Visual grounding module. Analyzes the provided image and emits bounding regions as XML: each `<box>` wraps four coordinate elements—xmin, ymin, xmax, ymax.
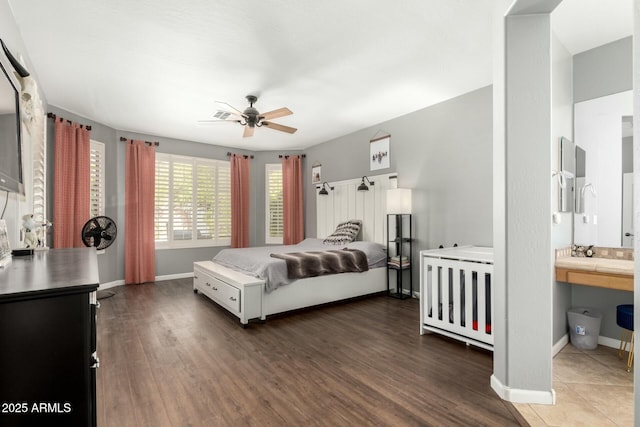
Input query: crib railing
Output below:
<box><xmin>420</xmin><ymin>247</ymin><xmax>494</xmax><ymax>350</ymax></box>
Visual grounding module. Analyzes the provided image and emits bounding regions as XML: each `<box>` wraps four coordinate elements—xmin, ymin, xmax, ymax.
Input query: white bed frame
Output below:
<box><xmin>193</xmin><ymin>173</ymin><xmax>397</xmax><ymax>326</ymax></box>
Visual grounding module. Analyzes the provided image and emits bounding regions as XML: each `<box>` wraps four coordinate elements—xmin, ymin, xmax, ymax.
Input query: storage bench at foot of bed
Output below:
<box><xmin>193</xmin><ymin>261</ymin><xmax>264</xmax><ymax>327</ymax></box>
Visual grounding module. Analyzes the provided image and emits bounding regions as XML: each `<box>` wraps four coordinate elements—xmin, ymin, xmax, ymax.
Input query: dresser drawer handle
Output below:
<box><xmin>205</xmin><ymin>282</ymin><xmax>211</xmax><ymax>287</ymax></box>
<box><xmin>212</xmin><ymin>286</ymin><xmax>218</xmax><ymax>291</ymax></box>
<box><xmin>229</xmin><ymin>296</ymin><xmax>237</xmax><ymax>302</ymax></box>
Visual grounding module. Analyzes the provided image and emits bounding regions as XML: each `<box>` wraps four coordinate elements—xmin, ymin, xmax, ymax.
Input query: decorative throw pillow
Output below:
<box><xmin>323</xmin><ymin>220</ymin><xmax>362</xmax><ymax>245</ymax></box>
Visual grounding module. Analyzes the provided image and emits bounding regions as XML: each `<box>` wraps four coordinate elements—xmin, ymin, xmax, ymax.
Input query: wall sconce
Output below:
<box><xmin>576</xmin><ymin>182</ymin><xmax>596</xmax><ymax>214</ymax></box>
<box><xmin>357</xmin><ymin>176</ymin><xmax>374</xmax><ymax>192</ymax></box>
<box><xmin>318</xmin><ymin>182</ymin><xmax>333</xmax><ymax>196</ymax></box>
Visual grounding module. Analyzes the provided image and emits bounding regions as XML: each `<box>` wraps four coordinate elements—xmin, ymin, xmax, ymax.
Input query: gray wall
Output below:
<box><xmin>305</xmin><ymin>85</ymin><xmax>493</xmax><ymax>250</ymax></box>
<box><xmin>305</xmin><ymin>86</ymin><xmax>493</xmax><ymax>291</ymax></box>
<box><xmin>502</xmin><ymin>10</ymin><xmax>554</xmax><ymax>396</ymax></box>
<box><xmin>573</xmin><ymin>37</ymin><xmax>632</xmax><ymax>104</ymax></box>
<box><xmin>571</xmin><ymin>36</ymin><xmax>633</xmax><ymax>339</ymax></box>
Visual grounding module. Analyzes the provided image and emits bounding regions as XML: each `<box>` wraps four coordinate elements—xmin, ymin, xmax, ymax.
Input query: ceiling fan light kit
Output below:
<box><xmin>200</xmin><ymin>95</ymin><xmax>297</xmax><ymax>138</ymax></box>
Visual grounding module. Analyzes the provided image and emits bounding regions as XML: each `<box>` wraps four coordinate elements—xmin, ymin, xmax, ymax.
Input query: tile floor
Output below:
<box><xmin>513</xmin><ymin>344</ymin><xmax>634</xmax><ymax>426</ymax></box>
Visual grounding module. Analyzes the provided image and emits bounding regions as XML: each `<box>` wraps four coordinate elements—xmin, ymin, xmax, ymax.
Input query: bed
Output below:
<box><xmin>193</xmin><ymin>172</ymin><xmax>397</xmax><ymax>326</ymax></box>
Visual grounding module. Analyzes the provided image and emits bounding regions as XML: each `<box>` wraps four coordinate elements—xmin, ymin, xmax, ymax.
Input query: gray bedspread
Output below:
<box><xmin>212</xmin><ymin>238</ymin><xmax>386</xmax><ymax>292</ymax></box>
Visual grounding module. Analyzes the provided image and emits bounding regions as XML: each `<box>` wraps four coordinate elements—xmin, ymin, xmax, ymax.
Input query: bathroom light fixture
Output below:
<box><xmin>578</xmin><ymin>182</ymin><xmax>597</xmax><ymax>213</ymax></box>
<box><xmin>357</xmin><ymin>176</ymin><xmax>374</xmax><ymax>192</ymax></box>
<box><xmin>318</xmin><ymin>182</ymin><xmax>333</xmax><ymax>196</ymax></box>
<box><xmin>581</xmin><ymin>182</ymin><xmax>597</xmax><ymax>197</ymax></box>
<box><xmin>552</xmin><ymin>170</ymin><xmax>573</xmax><ymax>189</ymax></box>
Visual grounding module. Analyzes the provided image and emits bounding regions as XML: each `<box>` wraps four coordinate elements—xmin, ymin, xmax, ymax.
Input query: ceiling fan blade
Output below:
<box><xmin>262</xmin><ymin>121</ymin><xmax>297</xmax><ymax>134</ymax></box>
<box><xmin>243</xmin><ymin>126</ymin><xmax>255</xmax><ymax>138</ymax></box>
<box><xmin>259</xmin><ymin>107</ymin><xmax>293</xmax><ymax>121</ymax></box>
<box><xmin>215</xmin><ymin>101</ymin><xmax>247</xmax><ymax>118</ymax></box>
<box><xmin>197</xmin><ymin>119</ymin><xmax>242</xmax><ymax>125</ymax></box>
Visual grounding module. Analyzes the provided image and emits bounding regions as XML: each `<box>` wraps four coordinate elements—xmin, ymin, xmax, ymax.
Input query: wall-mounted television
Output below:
<box><xmin>0</xmin><ymin>40</ymin><xmax>23</xmax><ymax>194</ymax></box>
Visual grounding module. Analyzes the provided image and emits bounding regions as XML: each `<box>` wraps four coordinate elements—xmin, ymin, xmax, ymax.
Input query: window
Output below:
<box><xmin>89</xmin><ymin>140</ymin><xmax>105</xmax><ymax>218</ymax></box>
<box><xmin>155</xmin><ymin>153</ymin><xmax>230</xmax><ymax>248</ymax></box>
<box><xmin>265</xmin><ymin>163</ymin><xmax>283</xmax><ymax>244</ymax></box>
<box><xmin>31</xmin><ymin>137</ymin><xmax>105</xmax><ymax>247</ymax></box>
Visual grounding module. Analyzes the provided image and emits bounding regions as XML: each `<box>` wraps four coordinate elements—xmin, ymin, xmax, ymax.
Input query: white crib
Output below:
<box><xmin>419</xmin><ymin>246</ymin><xmax>494</xmax><ymax>350</ymax></box>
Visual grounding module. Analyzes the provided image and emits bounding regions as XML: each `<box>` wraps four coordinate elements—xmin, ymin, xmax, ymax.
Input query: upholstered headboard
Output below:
<box><xmin>316</xmin><ymin>173</ymin><xmax>397</xmax><ymax>245</ymax></box>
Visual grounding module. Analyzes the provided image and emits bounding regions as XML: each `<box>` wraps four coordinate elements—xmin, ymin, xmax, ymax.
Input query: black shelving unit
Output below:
<box><xmin>386</xmin><ymin>213</ymin><xmax>412</xmax><ymax>299</ymax></box>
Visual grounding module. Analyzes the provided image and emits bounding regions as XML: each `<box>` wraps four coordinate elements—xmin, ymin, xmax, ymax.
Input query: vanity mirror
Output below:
<box><xmin>574</xmin><ymin>146</ymin><xmax>586</xmax><ymax>213</ymax></box>
<box><xmin>573</xmin><ymin>90</ymin><xmax>633</xmax><ymax>247</ymax></box>
<box><xmin>558</xmin><ymin>137</ymin><xmax>575</xmax><ymax>213</ymax></box>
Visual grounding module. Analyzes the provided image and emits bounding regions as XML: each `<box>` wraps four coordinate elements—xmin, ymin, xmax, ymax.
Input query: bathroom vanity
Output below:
<box><xmin>555</xmin><ymin>255</ymin><xmax>633</xmax><ymax>292</ymax></box>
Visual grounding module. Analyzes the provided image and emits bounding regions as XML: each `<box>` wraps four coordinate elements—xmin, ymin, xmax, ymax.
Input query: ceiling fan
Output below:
<box><xmin>199</xmin><ymin>95</ymin><xmax>297</xmax><ymax>138</ymax></box>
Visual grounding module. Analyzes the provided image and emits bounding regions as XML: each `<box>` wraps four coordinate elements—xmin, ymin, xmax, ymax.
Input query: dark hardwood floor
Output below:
<box><xmin>96</xmin><ymin>279</ymin><xmax>527</xmax><ymax>426</ymax></box>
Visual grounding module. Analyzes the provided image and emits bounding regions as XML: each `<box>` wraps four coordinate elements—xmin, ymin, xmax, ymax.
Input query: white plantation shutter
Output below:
<box><xmin>265</xmin><ymin>163</ymin><xmax>283</xmax><ymax>244</ymax></box>
<box><xmin>172</xmin><ymin>160</ymin><xmax>193</xmax><ymax>240</ymax></box>
<box><xmin>216</xmin><ymin>162</ymin><xmax>231</xmax><ymax>239</ymax></box>
<box><xmin>32</xmin><ymin>127</ymin><xmax>47</xmax><ymax>225</ymax></box>
<box><xmin>89</xmin><ymin>141</ymin><xmax>105</xmax><ymax>218</ymax></box>
<box><xmin>154</xmin><ymin>158</ymin><xmax>170</xmax><ymax>242</ymax></box>
<box><xmin>155</xmin><ymin>153</ymin><xmax>230</xmax><ymax>247</ymax></box>
<box><xmin>195</xmin><ymin>162</ymin><xmax>216</xmax><ymax>240</ymax></box>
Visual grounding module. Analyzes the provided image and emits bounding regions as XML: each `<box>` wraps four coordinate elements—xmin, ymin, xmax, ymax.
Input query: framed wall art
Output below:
<box><xmin>370</xmin><ymin>133</ymin><xmax>390</xmax><ymax>170</ymax></box>
<box><xmin>311</xmin><ymin>162</ymin><xmax>322</xmax><ymax>184</ymax></box>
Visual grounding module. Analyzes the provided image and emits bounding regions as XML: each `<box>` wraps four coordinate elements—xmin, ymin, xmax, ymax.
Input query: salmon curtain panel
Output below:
<box><xmin>53</xmin><ymin>119</ymin><xmax>91</xmax><ymax>248</ymax></box>
<box><xmin>282</xmin><ymin>155</ymin><xmax>304</xmax><ymax>245</ymax></box>
<box><xmin>230</xmin><ymin>154</ymin><xmax>250</xmax><ymax>248</ymax></box>
<box><xmin>125</xmin><ymin>140</ymin><xmax>156</xmax><ymax>284</ymax></box>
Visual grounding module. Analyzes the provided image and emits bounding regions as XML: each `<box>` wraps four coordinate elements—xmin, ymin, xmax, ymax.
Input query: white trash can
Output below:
<box><xmin>567</xmin><ymin>307</ymin><xmax>602</xmax><ymax>350</ymax></box>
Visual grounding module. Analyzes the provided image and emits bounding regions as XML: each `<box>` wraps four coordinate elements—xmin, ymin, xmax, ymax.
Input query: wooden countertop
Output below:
<box><xmin>555</xmin><ymin>256</ymin><xmax>633</xmax><ymax>292</ymax></box>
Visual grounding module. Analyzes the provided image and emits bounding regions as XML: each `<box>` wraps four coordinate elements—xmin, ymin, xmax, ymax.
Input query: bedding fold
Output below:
<box><xmin>270</xmin><ymin>249</ymin><xmax>369</xmax><ymax>280</ymax></box>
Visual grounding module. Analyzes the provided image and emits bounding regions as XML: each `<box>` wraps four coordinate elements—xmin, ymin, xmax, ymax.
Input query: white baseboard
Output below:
<box><xmin>490</xmin><ymin>375</ymin><xmax>556</xmax><ymax>405</ymax></box>
<box><xmin>597</xmin><ymin>335</ymin><xmax>621</xmax><ymax>349</ymax></box>
<box><xmin>98</xmin><ymin>272</ymin><xmax>193</xmax><ymax>290</ymax></box>
<box><xmin>552</xmin><ymin>334</ymin><xmax>569</xmax><ymax>356</ymax></box>
<box><xmin>155</xmin><ymin>272</ymin><xmax>194</xmax><ymax>282</ymax></box>
<box><xmin>98</xmin><ymin>280</ymin><xmax>124</xmax><ymax>290</ymax></box>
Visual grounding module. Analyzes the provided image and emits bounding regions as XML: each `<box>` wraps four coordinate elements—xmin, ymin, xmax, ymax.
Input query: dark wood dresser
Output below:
<box><xmin>0</xmin><ymin>248</ymin><xmax>100</xmax><ymax>427</ymax></box>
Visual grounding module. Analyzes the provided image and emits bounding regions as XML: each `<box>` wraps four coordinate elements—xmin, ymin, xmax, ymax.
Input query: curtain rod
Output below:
<box><xmin>226</xmin><ymin>152</ymin><xmax>254</xmax><ymax>159</ymax></box>
<box><xmin>278</xmin><ymin>154</ymin><xmax>306</xmax><ymax>159</ymax></box>
<box><xmin>47</xmin><ymin>112</ymin><xmax>92</xmax><ymax>131</ymax></box>
<box><xmin>119</xmin><ymin>136</ymin><xmax>159</xmax><ymax>146</ymax></box>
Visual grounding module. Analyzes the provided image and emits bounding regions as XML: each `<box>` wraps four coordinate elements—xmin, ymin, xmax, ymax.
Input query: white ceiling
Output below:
<box><xmin>7</xmin><ymin>0</ymin><xmax>633</xmax><ymax>151</ymax></box>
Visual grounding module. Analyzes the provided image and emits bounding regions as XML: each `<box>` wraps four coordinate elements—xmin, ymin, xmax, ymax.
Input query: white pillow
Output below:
<box><xmin>323</xmin><ymin>220</ymin><xmax>362</xmax><ymax>245</ymax></box>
